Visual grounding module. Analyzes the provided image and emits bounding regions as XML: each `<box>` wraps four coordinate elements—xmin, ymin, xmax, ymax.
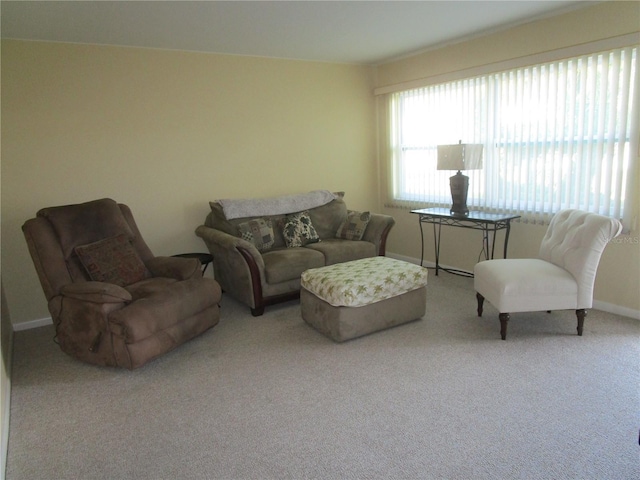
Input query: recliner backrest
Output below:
<box><xmin>538</xmin><ymin>209</ymin><xmax>622</xmax><ymax>308</ymax></box>
<box><xmin>23</xmin><ymin>198</ymin><xmax>155</xmax><ymax>301</ymax></box>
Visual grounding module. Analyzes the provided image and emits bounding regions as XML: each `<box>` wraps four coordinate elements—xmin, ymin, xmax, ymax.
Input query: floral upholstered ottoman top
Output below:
<box><xmin>301</xmin><ymin>256</ymin><xmax>428</xmax><ymax>308</ymax></box>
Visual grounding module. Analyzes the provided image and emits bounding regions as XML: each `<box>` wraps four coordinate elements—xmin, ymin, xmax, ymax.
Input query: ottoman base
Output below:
<box><xmin>301</xmin><ymin>286</ymin><xmax>427</xmax><ymax>342</ymax></box>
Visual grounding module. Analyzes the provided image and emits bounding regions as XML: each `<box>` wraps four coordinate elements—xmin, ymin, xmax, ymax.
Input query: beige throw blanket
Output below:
<box><xmin>218</xmin><ymin>190</ymin><xmax>337</xmax><ymax>220</ymax></box>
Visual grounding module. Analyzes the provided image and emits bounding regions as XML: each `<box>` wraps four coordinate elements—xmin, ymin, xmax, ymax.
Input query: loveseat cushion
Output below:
<box><xmin>307</xmin><ymin>195</ymin><xmax>348</xmax><ymax>239</ymax></box>
<box><xmin>207</xmin><ymin>201</ymin><xmax>237</xmax><ymax>236</ymax></box>
<box><xmin>208</xmin><ymin>193</ymin><xmax>349</xmax><ymax>247</ymax></box>
<box><xmin>262</xmin><ymin>248</ymin><xmax>325</xmax><ymax>284</ymax></box>
<box><xmin>305</xmin><ymin>238</ymin><xmax>376</xmax><ymax>265</ymax></box>
<box><xmin>207</xmin><ymin>202</ymin><xmax>288</xmax><ymax>249</ymax></box>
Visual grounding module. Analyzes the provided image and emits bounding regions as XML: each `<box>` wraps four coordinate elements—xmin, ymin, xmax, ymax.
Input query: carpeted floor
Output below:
<box><xmin>6</xmin><ymin>273</ymin><xmax>640</xmax><ymax>479</ymax></box>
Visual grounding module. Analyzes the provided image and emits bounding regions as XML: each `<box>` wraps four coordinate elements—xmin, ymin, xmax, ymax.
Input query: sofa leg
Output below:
<box><xmin>476</xmin><ymin>292</ymin><xmax>484</xmax><ymax>317</ymax></box>
<box><xmin>251</xmin><ymin>306</ymin><xmax>265</xmax><ymax>317</ymax></box>
<box><xmin>499</xmin><ymin>313</ymin><xmax>510</xmax><ymax>340</ymax></box>
<box><xmin>576</xmin><ymin>309</ymin><xmax>586</xmax><ymax>336</ymax></box>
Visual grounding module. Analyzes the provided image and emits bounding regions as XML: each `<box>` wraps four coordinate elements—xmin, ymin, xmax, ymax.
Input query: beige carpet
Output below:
<box><xmin>6</xmin><ymin>273</ymin><xmax>640</xmax><ymax>479</ymax></box>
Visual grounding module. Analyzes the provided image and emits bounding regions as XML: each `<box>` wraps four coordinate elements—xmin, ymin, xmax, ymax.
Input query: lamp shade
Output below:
<box><xmin>437</xmin><ymin>143</ymin><xmax>483</xmax><ymax>171</ymax></box>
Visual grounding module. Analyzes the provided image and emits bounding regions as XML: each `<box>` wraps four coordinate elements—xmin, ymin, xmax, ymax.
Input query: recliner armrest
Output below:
<box><xmin>146</xmin><ymin>256</ymin><xmax>201</xmax><ymax>280</ymax></box>
<box><xmin>61</xmin><ymin>281</ymin><xmax>132</xmax><ymax>304</ymax></box>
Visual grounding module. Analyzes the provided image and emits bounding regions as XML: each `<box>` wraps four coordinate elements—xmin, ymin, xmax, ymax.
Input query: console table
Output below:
<box><xmin>411</xmin><ymin>207</ymin><xmax>520</xmax><ymax>276</ymax></box>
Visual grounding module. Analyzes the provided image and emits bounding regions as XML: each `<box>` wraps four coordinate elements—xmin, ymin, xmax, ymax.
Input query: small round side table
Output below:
<box><xmin>172</xmin><ymin>252</ymin><xmax>213</xmax><ymax>275</ymax></box>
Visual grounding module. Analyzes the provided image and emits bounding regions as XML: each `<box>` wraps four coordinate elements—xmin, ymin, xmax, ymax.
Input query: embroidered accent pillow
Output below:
<box><xmin>75</xmin><ymin>234</ymin><xmax>149</xmax><ymax>287</ymax></box>
<box><xmin>237</xmin><ymin>218</ymin><xmax>275</xmax><ymax>252</ymax></box>
<box><xmin>282</xmin><ymin>211</ymin><xmax>321</xmax><ymax>248</ymax></box>
<box><xmin>336</xmin><ymin>211</ymin><xmax>371</xmax><ymax>241</ymax></box>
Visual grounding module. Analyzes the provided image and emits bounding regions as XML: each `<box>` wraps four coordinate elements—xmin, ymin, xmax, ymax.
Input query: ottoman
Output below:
<box><xmin>300</xmin><ymin>256</ymin><xmax>428</xmax><ymax>342</ymax></box>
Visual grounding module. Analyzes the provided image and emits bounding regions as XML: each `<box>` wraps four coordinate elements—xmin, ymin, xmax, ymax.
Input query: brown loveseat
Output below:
<box><xmin>195</xmin><ymin>191</ymin><xmax>395</xmax><ymax>316</ymax></box>
<box><xmin>23</xmin><ymin>198</ymin><xmax>222</xmax><ymax>369</ymax></box>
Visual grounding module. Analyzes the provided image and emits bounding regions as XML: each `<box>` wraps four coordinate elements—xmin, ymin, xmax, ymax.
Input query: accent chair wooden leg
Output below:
<box><xmin>251</xmin><ymin>306</ymin><xmax>265</xmax><ymax>317</ymax></box>
<box><xmin>576</xmin><ymin>309</ymin><xmax>586</xmax><ymax>336</ymax></box>
<box><xmin>476</xmin><ymin>293</ymin><xmax>484</xmax><ymax>317</ymax></box>
<box><xmin>499</xmin><ymin>313</ymin><xmax>510</xmax><ymax>340</ymax></box>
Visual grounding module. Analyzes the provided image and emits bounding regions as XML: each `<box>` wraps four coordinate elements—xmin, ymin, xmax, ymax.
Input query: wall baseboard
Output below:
<box><xmin>12</xmin><ymin>317</ymin><xmax>52</xmax><ymax>332</ymax></box>
<box><xmin>9</xmin><ymin>268</ymin><xmax>639</xmax><ymax>331</ymax></box>
<box><xmin>387</xmin><ymin>252</ymin><xmax>471</xmax><ymax>274</ymax></box>
<box><xmin>592</xmin><ymin>300</ymin><xmax>640</xmax><ymax>320</ymax></box>
<box><xmin>387</xmin><ymin>252</ymin><xmax>640</xmax><ymax>320</ymax></box>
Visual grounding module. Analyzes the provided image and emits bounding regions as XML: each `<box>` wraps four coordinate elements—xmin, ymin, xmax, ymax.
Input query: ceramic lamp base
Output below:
<box><xmin>449</xmin><ymin>171</ymin><xmax>469</xmax><ymax>215</ymax></box>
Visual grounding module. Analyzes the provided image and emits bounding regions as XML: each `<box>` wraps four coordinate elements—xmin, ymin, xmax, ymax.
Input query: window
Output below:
<box><xmin>388</xmin><ymin>46</ymin><xmax>638</xmax><ymax>227</ymax></box>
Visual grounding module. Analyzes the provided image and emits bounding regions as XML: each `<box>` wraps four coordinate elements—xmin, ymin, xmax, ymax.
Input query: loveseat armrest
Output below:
<box><xmin>362</xmin><ymin>213</ymin><xmax>396</xmax><ymax>256</ymax></box>
<box><xmin>195</xmin><ymin>225</ymin><xmax>264</xmax><ymax>264</ymax></box>
<box><xmin>146</xmin><ymin>256</ymin><xmax>201</xmax><ymax>280</ymax></box>
<box><xmin>61</xmin><ymin>281</ymin><xmax>132</xmax><ymax>304</ymax></box>
<box><xmin>195</xmin><ymin>225</ymin><xmax>266</xmax><ymax>308</ymax></box>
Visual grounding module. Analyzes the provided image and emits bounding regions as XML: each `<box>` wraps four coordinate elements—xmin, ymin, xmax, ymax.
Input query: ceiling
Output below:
<box><xmin>1</xmin><ymin>1</ymin><xmax>594</xmax><ymax>65</ymax></box>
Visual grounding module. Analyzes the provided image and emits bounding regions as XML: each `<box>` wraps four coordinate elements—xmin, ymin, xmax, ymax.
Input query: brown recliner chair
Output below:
<box><xmin>22</xmin><ymin>198</ymin><xmax>222</xmax><ymax>369</ymax></box>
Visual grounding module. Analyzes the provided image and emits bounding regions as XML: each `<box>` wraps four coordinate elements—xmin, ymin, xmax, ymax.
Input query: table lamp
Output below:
<box><xmin>437</xmin><ymin>141</ymin><xmax>483</xmax><ymax>215</ymax></box>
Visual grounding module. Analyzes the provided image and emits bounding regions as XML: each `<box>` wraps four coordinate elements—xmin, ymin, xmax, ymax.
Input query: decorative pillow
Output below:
<box><xmin>74</xmin><ymin>234</ymin><xmax>149</xmax><ymax>287</ymax></box>
<box><xmin>336</xmin><ymin>211</ymin><xmax>371</xmax><ymax>241</ymax></box>
<box><xmin>282</xmin><ymin>211</ymin><xmax>321</xmax><ymax>248</ymax></box>
<box><xmin>237</xmin><ymin>218</ymin><xmax>275</xmax><ymax>252</ymax></box>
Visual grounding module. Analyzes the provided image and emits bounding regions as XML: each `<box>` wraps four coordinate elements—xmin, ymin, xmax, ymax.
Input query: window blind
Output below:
<box><xmin>388</xmin><ymin>45</ymin><xmax>638</xmax><ymax>228</ymax></box>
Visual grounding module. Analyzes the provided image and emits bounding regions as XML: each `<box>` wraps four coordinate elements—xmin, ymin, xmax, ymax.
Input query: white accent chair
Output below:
<box><xmin>474</xmin><ymin>210</ymin><xmax>622</xmax><ymax>340</ymax></box>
